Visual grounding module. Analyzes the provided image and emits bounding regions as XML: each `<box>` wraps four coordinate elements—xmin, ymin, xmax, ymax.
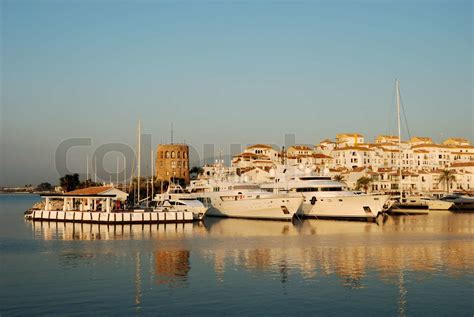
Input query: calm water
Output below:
<box><xmin>1</xmin><ymin>194</ymin><xmax>473</xmax><ymax>316</ymax></box>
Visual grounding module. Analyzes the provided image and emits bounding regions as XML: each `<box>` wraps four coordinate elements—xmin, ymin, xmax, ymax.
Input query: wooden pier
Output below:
<box><xmin>24</xmin><ymin>187</ymin><xmax>194</xmax><ymax>224</ymax></box>
<box><xmin>25</xmin><ymin>209</ymin><xmax>194</xmax><ymax>224</ymax></box>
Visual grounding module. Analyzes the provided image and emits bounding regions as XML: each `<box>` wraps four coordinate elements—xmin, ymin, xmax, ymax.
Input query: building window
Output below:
<box><xmin>171</xmin><ymin>151</ymin><xmax>175</xmax><ymax>158</ymax></box>
<box><xmin>165</xmin><ymin>151</ymin><xmax>170</xmax><ymax>158</ymax></box>
<box><xmin>177</xmin><ymin>152</ymin><xmax>181</xmax><ymax>159</ymax></box>
<box><xmin>171</xmin><ymin>161</ymin><xmax>176</xmax><ymax>168</ymax></box>
<box><xmin>160</xmin><ymin>151</ymin><xmax>163</xmax><ymax>159</ymax></box>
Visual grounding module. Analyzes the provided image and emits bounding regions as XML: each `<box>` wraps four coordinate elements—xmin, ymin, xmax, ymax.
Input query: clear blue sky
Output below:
<box><xmin>1</xmin><ymin>0</ymin><xmax>472</xmax><ymax>186</ymax></box>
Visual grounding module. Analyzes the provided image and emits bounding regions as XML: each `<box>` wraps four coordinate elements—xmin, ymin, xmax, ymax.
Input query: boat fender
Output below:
<box><xmin>310</xmin><ymin>196</ymin><xmax>317</xmax><ymax>205</ymax></box>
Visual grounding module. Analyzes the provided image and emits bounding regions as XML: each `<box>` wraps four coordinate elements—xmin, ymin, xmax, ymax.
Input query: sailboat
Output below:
<box><xmin>388</xmin><ymin>80</ymin><xmax>429</xmax><ymax>215</ymax></box>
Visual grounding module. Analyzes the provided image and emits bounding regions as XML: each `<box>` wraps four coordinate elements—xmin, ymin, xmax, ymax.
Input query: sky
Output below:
<box><xmin>1</xmin><ymin>0</ymin><xmax>473</xmax><ymax>186</ymax></box>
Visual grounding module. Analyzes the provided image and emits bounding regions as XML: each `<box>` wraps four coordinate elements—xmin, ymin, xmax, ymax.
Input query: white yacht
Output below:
<box><xmin>153</xmin><ymin>184</ymin><xmax>208</xmax><ymax>220</ymax></box>
<box><xmin>260</xmin><ymin>165</ymin><xmax>390</xmax><ymax>221</ymax></box>
<box><xmin>187</xmin><ymin>179</ymin><xmax>303</xmax><ymax>221</ymax></box>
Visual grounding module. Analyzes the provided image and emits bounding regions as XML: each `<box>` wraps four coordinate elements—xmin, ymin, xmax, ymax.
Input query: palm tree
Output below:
<box><xmin>438</xmin><ymin>169</ymin><xmax>456</xmax><ymax>194</ymax></box>
<box><xmin>189</xmin><ymin>166</ymin><xmax>204</xmax><ymax>179</ymax></box>
<box><xmin>59</xmin><ymin>173</ymin><xmax>80</xmax><ymax>192</ymax></box>
<box><xmin>355</xmin><ymin>176</ymin><xmax>373</xmax><ymax>193</ymax></box>
<box><xmin>333</xmin><ymin>174</ymin><xmax>346</xmax><ymax>184</ymax></box>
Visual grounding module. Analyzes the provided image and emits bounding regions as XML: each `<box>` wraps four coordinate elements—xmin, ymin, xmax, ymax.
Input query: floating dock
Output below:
<box><xmin>24</xmin><ymin>189</ymin><xmax>194</xmax><ymax>224</ymax></box>
<box><xmin>25</xmin><ymin>210</ymin><xmax>194</xmax><ymax>224</ymax></box>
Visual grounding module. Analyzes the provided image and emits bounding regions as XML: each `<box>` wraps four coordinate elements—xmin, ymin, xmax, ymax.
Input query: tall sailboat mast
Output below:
<box><xmin>150</xmin><ymin>149</ymin><xmax>154</xmax><ymax>201</ymax></box>
<box><xmin>137</xmin><ymin>120</ymin><xmax>141</xmax><ymax>204</ymax></box>
<box><xmin>396</xmin><ymin>80</ymin><xmax>402</xmax><ymax>200</ymax></box>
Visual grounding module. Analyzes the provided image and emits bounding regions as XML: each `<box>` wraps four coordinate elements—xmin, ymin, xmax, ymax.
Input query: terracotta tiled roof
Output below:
<box><xmin>411</xmin><ymin>144</ymin><xmax>449</xmax><ymax>149</ymax></box>
<box><xmin>443</xmin><ymin>137</ymin><xmax>469</xmax><ymax>144</ymax></box>
<box><xmin>450</xmin><ymin>145</ymin><xmax>474</xmax><ymax>149</ymax></box>
<box><xmin>312</xmin><ymin>153</ymin><xmax>333</xmax><ymax>159</ymax></box>
<box><xmin>288</xmin><ymin>145</ymin><xmax>312</xmax><ymax>151</ymax></box>
<box><xmin>336</xmin><ymin>133</ymin><xmax>364</xmax><ymax>138</ymax></box>
<box><xmin>377</xmin><ymin>168</ymin><xmax>394</xmax><ymax>173</ymax></box>
<box><xmin>237</xmin><ymin>153</ymin><xmax>270</xmax><ymax>159</ymax></box>
<box><xmin>333</xmin><ymin>146</ymin><xmax>373</xmax><ymax>152</ymax></box>
<box><xmin>410</xmin><ymin>136</ymin><xmax>433</xmax><ymax>142</ymax></box>
<box><xmin>376</xmin><ymin>135</ymin><xmax>399</xmax><ymax>139</ymax></box>
<box><xmin>451</xmin><ymin>152</ymin><xmax>474</xmax><ymax>155</ymax></box>
<box><xmin>67</xmin><ymin>186</ymin><xmax>113</xmax><ymax>195</ymax></box>
<box><xmin>246</xmin><ymin>144</ymin><xmax>274</xmax><ymax>150</ymax></box>
<box><xmin>451</xmin><ymin>162</ymin><xmax>474</xmax><ymax>167</ymax></box>
<box><xmin>319</xmin><ymin>139</ymin><xmax>334</xmax><ymax>144</ymax></box>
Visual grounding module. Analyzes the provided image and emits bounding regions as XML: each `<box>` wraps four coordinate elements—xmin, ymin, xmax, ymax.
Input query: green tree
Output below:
<box><xmin>438</xmin><ymin>169</ymin><xmax>456</xmax><ymax>194</ymax></box>
<box><xmin>189</xmin><ymin>166</ymin><xmax>204</xmax><ymax>177</ymax></box>
<box><xmin>355</xmin><ymin>177</ymin><xmax>373</xmax><ymax>193</ymax></box>
<box><xmin>80</xmin><ymin>179</ymin><xmax>102</xmax><ymax>188</ymax></box>
<box><xmin>60</xmin><ymin>173</ymin><xmax>81</xmax><ymax>192</ymax></box>
<box><xmin>36</xmin><ymin>182</ymin><xmax>53</xmax><ymax>192</ymax></box>
<box><xmin>333</xmin><ymin>174</ymin><xmax>346</xmax><ymax>184</ymax></box>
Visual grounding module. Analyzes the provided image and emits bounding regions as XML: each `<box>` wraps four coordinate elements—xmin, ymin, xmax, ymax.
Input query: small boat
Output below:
<box><xmin>153</xmin><ymin>184</ymin><xmax>208</xmax><ymax>220</ymax></box>
<box><xmin>388</xmin><ymin>196</ymin><xmax>429</xmax><ymax>215</ymax></box>
<box><xmin>439</xmin><ymin>194</ymin><xmax>474</xmax><ymax>211</ymax></box>
<box><xmin>420</xmin><ymin>197</ymin><xmax>453</xmax><ymax>210</ymax></box>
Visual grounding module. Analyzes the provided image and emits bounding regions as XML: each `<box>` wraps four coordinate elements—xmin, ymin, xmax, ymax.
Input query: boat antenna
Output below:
<box><xmin>124</xmin><ymin>156</ymin><xmax>127</xmax><ymax>192</ymax></box>
<box><xmin>86</xmin><ymin>155</ymin><xmax>89</xmax><ymax>182</ymax></box>
<box><xmin>171</xmin><ymin>122</ymin><xmax>174</xmax><ymax>144</ymax></box>
<box><xmin>116</xmin><ymin>156</ymin><xmax>119</xmax><ymax>187</ymax></box>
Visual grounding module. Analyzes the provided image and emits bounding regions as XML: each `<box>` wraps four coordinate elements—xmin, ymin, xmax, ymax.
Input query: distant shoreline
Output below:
<box><xmin>0</xmin><ymin>191</ymin><xmax>42</xmax><ymax>195</ymax></box>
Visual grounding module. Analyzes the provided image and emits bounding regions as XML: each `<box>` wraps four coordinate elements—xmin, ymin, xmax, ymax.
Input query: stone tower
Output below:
<box><xmin>155</xmin><ymin>144</ymin><xmax>190</xmax><ymax>184</ymax></box>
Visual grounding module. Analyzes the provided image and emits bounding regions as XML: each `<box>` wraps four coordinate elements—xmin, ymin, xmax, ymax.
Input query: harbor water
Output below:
<box><xmin>1</xmin><ymin>194</ymin><xmax>473</xmax><ymax>316</ymax></box>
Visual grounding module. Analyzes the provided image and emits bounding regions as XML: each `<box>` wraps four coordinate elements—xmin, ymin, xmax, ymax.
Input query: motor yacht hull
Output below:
<box><xmin>427</xmin><ymin>200</ymin><xmax>453</xmax><ymax>210</ymax></box>
<box><xmin>298</xmin><ymin>194</ymin><xmax>390</xmax><ymax>221</ymax></box>
<box><xmin>388</xmin><ymin>205</ymin><xmax>430</xmax><ymax>215</ymax></box>
<box><xmin>205</xmin><ymin>195</ymin><xmax>303</xmax><ymax>221</ymax></box>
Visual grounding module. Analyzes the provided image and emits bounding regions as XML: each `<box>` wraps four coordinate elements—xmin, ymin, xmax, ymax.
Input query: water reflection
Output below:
<box><xmin>198</xmin><ymin>215</ymin><xmax>474</xmax><ymax>290</ymax></box>
<box><xmin>154</xmin><ymin>250</ymin><xmax>190</xmax><ymax>287</ymax></box>
<box><xmin>27</xmin><ymin>213</ymin><xmax>473</xmax><ymax>302</ymax></box>
<box><xmin>30</xmin><ymin>221</ymin><xmax>199</xmax><ymax>241</ymax></box>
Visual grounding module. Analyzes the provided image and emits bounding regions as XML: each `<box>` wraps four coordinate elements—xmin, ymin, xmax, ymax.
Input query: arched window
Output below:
<box><xmin>160</xmin><ymin>151</ymin><xmax>164</xmax><ymax>159</ymax></box>
<box><xmin>171</xmin><ymin>151</ymin><xmax>175</xmax><ymax>158</ymax></box>
<box><xmin>184</xmin><ymin>152</ymin><xmax>187</xmax><ymax>159</ymax></box>
<box><xmin>177</xmin><ymin>152</ymin><xmax>181</xmax><ymax>159</ymax></box>
<box><xmin>165</xmin><ymin>151</ymin><xmax>170</xmax><ymax>158</ymax></box>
